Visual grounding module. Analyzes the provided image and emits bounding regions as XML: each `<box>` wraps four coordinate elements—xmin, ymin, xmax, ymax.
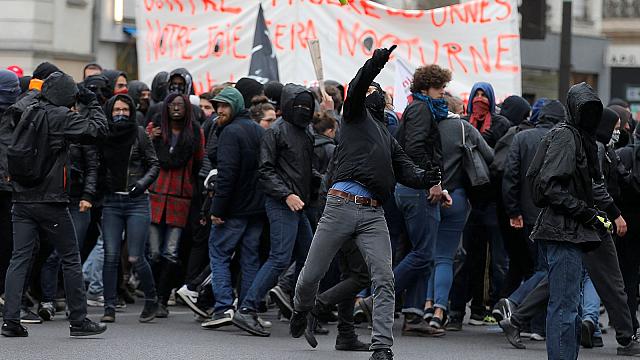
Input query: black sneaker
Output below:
<box><xmin>370</xmin><ymin>348</ymin><xmax>393</xmax><ymax>360</ymax></box>
<box><xmin>446</xmin><ymin>314</ymin><xmax>463</xmax><ymax>331</ymax></box>
<box><xmin>290</xmin><ymin>310</ymin><xmax>308</xmax><ymax>338</ymax></box>
<box><xmin>581</xmin><ymin>320</ymin><xmax>595</xmax><ymax>348</ymax></box>
<box><xmin>268</xmin><ymin>286</ymin><xmax>293</xmax><ymax>320</ymax></box>
<box><xmin>101</xmin><ymin>308</ymin><xmax>116</xmax><ymax>323</ymax></box>
<box><xmin>304</xmin><ymin>313</ymin><xmax>318</xmax><ymax>348</ymax></box>
<box><xmin>499</xmin><ymin>318</ymin><xmax>525</xmax><ymax>349</ymax></box>
<box><xmin>468</xmin><ymin>312</ymin><xmax>485</xmax><ymax>326</ymax></box>
<box><xmin>156</xmin><ymin>304</ymin><xmax>169</xmax><ymax>318</ymax></box>
<box><xmin>335</xmin><ymin>335</ymin><xmax>371</xmax><ymax>351</ymax></box>
<box><xmin>20</xmin><ymin>309</ymin><xmax>43</xmax><ymax>324</ymax></box>
<box><xmin>1</xmin><ymin>321</ymin><xmax>28</xmax><ymax>337</ymax></box>
<box><xmin>139</xmin><ymin>302</ymin><xmax>158</xmax><ymax>323</ymax></box>
<box><xmin>202</xmin><ymin>309</ymin><xmax>234</xmax><ymax>329</ymax></box>
<box><xmin>69</xmin><ymin>318</ymin><xmax>107</xmax><ymax>337</ymax></box>
<box><xmin>232</xmin><ymin>309</ymin><xmax>270</xmax><ymax>337</ymax></box>
<box><xmin>492</xmin><ymin>298</ymin><xmax>515</xmax><ymax>322</ymax></box>
<box><xmin>618</xmin><ymin>336</ymin><xmax>640</xmax><ymax>356</ymax></box>
<box><xmin>38</xmin><ymin>302</ymin><xmax>56</xmax><ymax>321</ymax></box>
<box><xmin>356</xmin><ymin>297</ymin><xmax>373</xmax><ymax>324</ymax></box>
<box><xmin>592</xmin><ymin>336</ymin><xmax>603</xmax><ymax>348</ymax></box>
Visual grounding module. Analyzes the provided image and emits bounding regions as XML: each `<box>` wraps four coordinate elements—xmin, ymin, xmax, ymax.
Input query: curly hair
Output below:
<box><xmin>410</xmin><ymin>64</ymin><xmax>452</xmax><ymax>93</ymax></box>
<box><xmin>249</xmin><ymin>95</ymin><xmax>276</xmax><ymax>122</ymax></box>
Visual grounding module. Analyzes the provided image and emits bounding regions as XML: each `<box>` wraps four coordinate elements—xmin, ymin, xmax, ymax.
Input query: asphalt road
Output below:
<box><xmin>1</xmin><ymin>303</ymin><xmax>621</xmax><ymax>360</ymax></box>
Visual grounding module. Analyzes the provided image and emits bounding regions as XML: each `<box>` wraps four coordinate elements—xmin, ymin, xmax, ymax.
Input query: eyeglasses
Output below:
<box><xmin>112</xmin><ymin>108</ymin><xmax>130</xmax><ymax>115</ymax></box>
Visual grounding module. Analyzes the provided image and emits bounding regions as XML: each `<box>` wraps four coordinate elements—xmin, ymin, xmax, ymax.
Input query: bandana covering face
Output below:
<box><xmin>469</xmin><ymin>97</ymin><xmax>492</xmax><ymax>133</ymax></box>
<box><xmin>412</xmin><ymin>92</ymin><xmax>448</xmax><ymax>122</ymax></box>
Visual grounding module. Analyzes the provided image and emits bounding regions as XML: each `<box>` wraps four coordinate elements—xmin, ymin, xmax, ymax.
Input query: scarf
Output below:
<box><xmin>154</xmin><ymin>122</ymin><xmax>200</xmax><ymax>169</ymax></box>
<box><xmin>469</xmin><ymin>97</ymin><xmax>492</xmax><ymax>133</ymax></box>
<box><xmin>412</xmin><ymin>92</ymin><xmax>448</xmax><ymax>122</ymax></box>
<box><xmin>102</xmin><ymin>119</ymin><xmax>139</xmax><ymax>191</ymax></box>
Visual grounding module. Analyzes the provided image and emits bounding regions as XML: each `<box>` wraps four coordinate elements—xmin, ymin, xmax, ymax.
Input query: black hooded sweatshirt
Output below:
<box><xmin>593</xmin><ymin>108</ymin><xmax>625</xmax><ymax>216</ymax></box>
<box><xmin>331</xmin><ymin>52</ymin><xmax>439</xmax><ymax>203</ymax></box>
<box><xmin>259</xmin><ymin>84</ymin><xmax>317</xmax><ymax>204</ymax></box>
<box><xmin>12</xmin><ymin>72</ymin><xmax>108</xmax><ymax>203</ymax></box>
<box><xmin>145</xmin><ymin>68</ymin><xmax>205</xmax><ymax>126</ymax></box>
<box><xmin>528</xmin><ymin>83</ymin><xmax>603</xmax><ymax>246</ymax></box>
<box><xmin>128</xmin><ymin>80</ymin><xmax>150</xmax><ymax>125</ymax></box>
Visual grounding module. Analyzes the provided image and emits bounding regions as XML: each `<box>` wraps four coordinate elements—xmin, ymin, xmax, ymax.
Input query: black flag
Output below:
<box><xmin>248</xmin><ymin>4</ymin><xmax>279</xmax><ymax>83</ymax></box>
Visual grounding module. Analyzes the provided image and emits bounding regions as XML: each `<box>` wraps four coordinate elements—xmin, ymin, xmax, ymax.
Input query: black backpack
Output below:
<box><xmin>7</xmin><ymin>103</ymin><xmax>56</xmax><ymax>186</ymax></box>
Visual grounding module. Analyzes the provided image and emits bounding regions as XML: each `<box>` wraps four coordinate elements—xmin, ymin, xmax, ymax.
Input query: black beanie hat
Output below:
<box><xmin>33</xmin><ymin>62</ymin><xmax>61</xmax><ymax>80</ymax></box>
<box><xmin>235</xmin><ymin>77</ymin><xmax>264</xmax><ymax>109</ymax></box>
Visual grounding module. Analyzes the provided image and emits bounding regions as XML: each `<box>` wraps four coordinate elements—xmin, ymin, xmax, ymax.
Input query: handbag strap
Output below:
<box><xmin>460</xmin><ymin>121</ymin><xmax>465</xmax><ymax>146</ymax></box>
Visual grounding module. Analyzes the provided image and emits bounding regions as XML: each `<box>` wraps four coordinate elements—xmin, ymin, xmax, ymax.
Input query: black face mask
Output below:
<box><xmin>365</xmin><ymin>90</ymin><xmax>386</xmax><ymax>123</ymax></box>
<box><xmin>290</xmin><ymin>93</ymin><xmax>314</xmax><ymax>128</ymax></box>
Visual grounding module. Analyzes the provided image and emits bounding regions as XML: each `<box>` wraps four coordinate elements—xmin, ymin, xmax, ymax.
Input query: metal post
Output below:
<box><xmin>559</xmin><ymin>0</ymin><xmax>572</xmax><ymax>104</ymax></box>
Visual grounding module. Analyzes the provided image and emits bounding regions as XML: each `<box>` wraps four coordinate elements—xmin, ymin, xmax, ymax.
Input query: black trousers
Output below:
<box><xmin>616</xmin><ymin>211</ymin><xmax>640</xmax><ymax>333</ymax></box>
<box><xmin>0</xmin><ymin>191</ymin><xmax>12</xmax><ymax>295</ymax></box>
<box><xmin>512</xmin><ymin>233</ymin><xmax>634</xmax><ymax>345</ymax></box>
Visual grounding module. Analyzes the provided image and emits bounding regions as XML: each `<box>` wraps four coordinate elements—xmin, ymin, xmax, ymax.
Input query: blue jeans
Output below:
<box><xmin>581</xmin><ymin>270</ymin><xmax>602</xmax><ymax>338</ymax></box>
<box><xmin>83</xmin><ymin>234</ymin><xmax>104</xmax><ymax>296</ymax></box>
<box><xmin>241</xmin><ymin>196</ymin><xmax>313</xmax><ymax>311</ymax></box>
<box><xmin>149</xmin><ymin>222</ymin><xmax>182</xmax><ymax>263</ymax></box>
<box><xmin>40</xmin><ymin>206</ymin><xmax>92</xmax><ymax>302</ymax></box>
<box><xmin>509</xmin><ymin>238</ymin><xmax>547</xmax><ymax>306</ymax></box>
<box><xmin>426</xmin><ymin>188</ymin><xmax>470</xmax><ymax>310</ymax></box>
<box><xmin>102</xmin><ymin>194</ymin><xmax>157</xmax><ymax>309</ymax></box>
<box><xmin>393</xmin><ymin>184</ymin><xmax>439</xmax><ymax>315</ymax></box>
<box><xmin>544</xmin><ymin>240</ymin><xmax>583</xmax><ymax>360</ymax></box>
<box><xmin>209</xmin><ymin>216</ymin><xmax>263</xmax><ymax>314</ymax></box>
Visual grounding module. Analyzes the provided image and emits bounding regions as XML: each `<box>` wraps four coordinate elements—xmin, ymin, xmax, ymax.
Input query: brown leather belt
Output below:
<box><xmin>327</xmin><ymin>189</ymin><xmax>381</xmax><ymax>207</ymax></box>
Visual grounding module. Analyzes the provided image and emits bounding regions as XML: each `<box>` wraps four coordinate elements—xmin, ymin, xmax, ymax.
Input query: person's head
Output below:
<box><xmin>365</xmin><ymin>82</ymin><xmax>386</xmax><ymax>123</ymax></box>
<box><xmin>151</xmin><ymin>71</ymin><xmax>170</xmax><ymax>103</ymax></box>
<box><xmin>467</xmin><ymin>82</ymin><xmax>496</xmax><ymax>115</ymax></box>
<box><xmin>608</xmin><ymin>98</ymin><xmax>630</xmax><ymax>111</ymax></box>
<box><xmin>18</xmin><ymin>76</ymin><xmax>31</xmax><ymax>94</ymax></box>
<box><xmin>160</xmin><ymin>93</ymin><xmax>193</xmax><ymax>144</ymax></box>
<box><xmin>411</xmin><ymin>64</ymin><xmax>452</xmax><ymax>99</ymax></box>
<box><xmin>168</xmin><ymin>68</ymin><xmax>193</xmax><ymax>95</ymax></box>
<box><xmin>103</xmin><ymin>70</ymin><xmax>128</xmax><ymax>97</ymax></box>
<box><xmin>211</xmin><ymin>87</ymin><xmax>245</xmax><ymax>127</ymax></box>
<box><xmin>82</xmin><ymin>74</ymin><xmax>110</xmax><ymax>105</ymax></box>
<box><xmin>596</xmin><ymin>107</ymin><xmax>621</xmax><ymax>145</ymax></box>
<box><xmin>444</xmin><ymin>95</ymin><xmax>464</xmax><ymax>115</ymax></box>
<box><xmin>199</xmin><ymin>92</ymin><xmax>215</xmax><ymax>119</ymax></box>
<box><xmin>249</xmin><ymin>95</ymin><xmax>277</xmax><ymax>129</ymax></box>
<box><xmin>127</xmin><ymin>80</ymin><xmax>151</xmax><ymax>112</ymax></box>
<box><xmin>29</xmin><ymin>62</ymin><xmax>61</xmax><ymax>92</ymax></box>
<box><xmin>41</xmin><ymin>72</ymin><xmax>78</xmax><ymax>108</ymax></box>
<box><xmin>499</xmin><ymin>95</ymin><xmax>531</xmax><ymax>126</ymax></box>
<box><xmin>566</xmin><ymin>82</ymin><xmax>603</xmax><ymax>136</ymax></box>
<box><xmin>83</xmin><ymin>63</ymin><xmax>103</xmax><ymax>79</ymax></box>
<box><xmin>312</xmin><ymin>111</ymin><xmax>337</xmax><ymax>138</ymax></box>
<box><xmin>324</xmin><ymin>84</ymin><xmax>343</xmax><ymax>113</ymax></box>
<box><xmin>105</xmin><ymin>94</ymin><xmax>136</xmax><ymax>125</ymax></box>
<box><xmin>529</xmin><ymin>98</ymin><xmax>549</xmax><ymax>124</ymax></box>
<box><xmin>537</xmin><ymin>99</ymin><xmax>566</xmax><ymax>125</ymax></box>
<box><xmin>281</xmin><ymin>84</ymin><xmax>314</xmax><ymax>128</ymax></box>
<box><xmin>235</xmin><ymin>77</ymin><xmax>264</xmax><ymax>109</ymax></box>
<box><xmin>0</xmin><ymin>70</ymin><xmax>20</xmax><ymax>110</ymax></box>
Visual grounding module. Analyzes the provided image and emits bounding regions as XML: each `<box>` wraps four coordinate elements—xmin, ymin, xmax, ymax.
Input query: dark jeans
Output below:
<box><xmin>185</xmin><ymin>218</ymin><xmax>211</xmax><ymax>286</ymax></box>
<box><xmin>241</xmin><ymin>196</ymin><xmax>313</xmax><ymax>311</ymax></box>
<box><xmin>102</xmin><ymin>194</ymin><xmax>157</xmax><ymax>309</ymax></box>
<box><xmin>317</xmin><ymin>239</ymin><xmax>370</xmax><ymax>338</ymax></box>
<box><xmin>0</xmin><ymin>191</ymin><xmax>12</xmax><ymax>295</ymax></box>
<box><xmin>209</xmin><ymin>216</ymin><xmax>263</xmax><ymax>313</ymax></box>
<box><xmin>4</xmin><ymin>203</ymin><xmax>86</xmax><ymax>325</ymax></box>
<box><xmin>40</xmin><ymin>205</ymin><xmax>92</xmax><ymax>302</ymax></box>
<box><xmin>393</xmin><ymin>184</ymin><xmax>438</xmax><ymax>315</ymax></box>
<box><xmin>616</xmin><ymin>211</ymin><xmax>640</xmax><ymax>333</ymax></box>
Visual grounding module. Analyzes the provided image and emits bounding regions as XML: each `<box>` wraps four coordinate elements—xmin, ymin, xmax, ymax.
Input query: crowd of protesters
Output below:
<box><xmin>1</xmin><ymin>47</ymin><xmax>640</xmax><ymax>360</ymax></box>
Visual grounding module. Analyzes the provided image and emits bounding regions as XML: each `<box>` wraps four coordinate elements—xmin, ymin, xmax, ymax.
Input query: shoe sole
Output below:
<box><xmin>70</xmin><ymin>328</ymin><xmax>107</xmax><ymax>337</ymax></box>
<box><xmin>87</xmin><ymin>300</ymin><xmax>104</xmax><ymax>307</ymax></box>
<box><xmin>468</xmin><ymin>319</ymin><xmax>484</xmax><ymax>326</ymax></box>
<box><xmin>1</xmin><ymin>331</ymin><xmax>28</xmax><ymax>337</ymax></box>
<box><xmin>269</xmin><ymin>290</ymin><xmax>292</xmax><ymax>320</ymax></box>
<box><xmin>139</xmin><ymin>314</ymin><xmax>157</xmax><ymax>323</ymax></box>
<box><xmin>177</xmin><ymin>290</ymin><xmax>208</xmax><ymax>318</ymax></box>
<box><xmin>201</xmin><ymin>319</ymin><xmax>233</xmax><ymax>329</ymax></box>
<box><xmin>232</xmin><ymin>317</ymin><xmax>270</xmax><ymax>337</ymax></box>
<box><xmin>100</xmin><ymin>318</ymin><xmax>115</xmax><ymax>323</ymax></box>
<box><xmin>401</xmin><ymin>329</ymin><xmax>446</xmax><ymax>338</ymax></box>
<box><xmin>335</xmin><ymin>344</ymin><xmax>371</xmax><ymax>352</ymax></box>
<box><xmin>20</xmin><ymin>319</ymin><xmax>42</xmax><ymax>324</ymax></box>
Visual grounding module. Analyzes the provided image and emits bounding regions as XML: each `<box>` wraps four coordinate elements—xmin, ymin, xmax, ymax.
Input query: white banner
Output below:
<box><xmin>136</xmin><ymin>0</ymin><xmax>521</xmax><ymax>105</ymax></box>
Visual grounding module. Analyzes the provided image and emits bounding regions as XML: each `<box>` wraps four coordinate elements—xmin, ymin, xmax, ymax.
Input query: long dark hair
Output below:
<box><xmin>160</xmin><ymin>93</ymin><xmax>193</xmax><ymax>145</ymax></box>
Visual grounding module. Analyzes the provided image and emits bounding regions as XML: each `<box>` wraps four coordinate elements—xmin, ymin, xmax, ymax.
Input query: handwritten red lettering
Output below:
<box><xmin>431</xmin><ymin>9</ymin><xmax>447</xmax><ymax>28</ymax></box>
<box><xmin>199</xmin><ymin>23</ymin><xmax>247</xmax><ymax>60</ymax></box>
<box><xmin>495</xmin><ymin>0</ymin><xmax>512</xmax><ymax>21</ymax></box>
<box><xmin>479</xmin><ymin>0</ymin><xmax>491</xmax><ymax>24</ymax></box>
<box><xmin>359</xmin><ymin>0</ymin><xmax>381</xmax><ymax>19</ymax></box>
<box><xmin>444</xmin><ymin>42</ymin><xmax>469</xmax><ymax>74</ymax></box>
<box><xmin>469</xmin><ymin>38</ymin><xmax>491</xmax><ymax>73</ymax></box>
<box><xmin>496</xmin><ymin>34</ymin><xmax>519</xmax><ymax>73</ymax></box>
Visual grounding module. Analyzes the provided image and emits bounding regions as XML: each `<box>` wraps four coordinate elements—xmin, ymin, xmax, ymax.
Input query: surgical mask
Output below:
<box><xmin>609</xmin><ymin>129</ymin><xmax>621</xmax><ymax>147</ymax></box>
<box><xmin>112</xmin><ymin>115</ymin><xmax>129</xmax><ymax>123</ymax></box>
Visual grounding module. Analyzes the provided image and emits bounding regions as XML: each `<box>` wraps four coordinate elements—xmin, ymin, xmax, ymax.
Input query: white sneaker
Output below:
<box><xmin>530</xmin><ymin>333</ymin><xmax>545</xmax><ymax>341</ymax></box>
<box><xmin>177</xmin><ymin>285</ymin><xmax>208</xmax><ymax>318</ymax></box>
<box><xmin>168</xmin><ymin>289</ymin><xmax>177</xmax><ymax>306</ymax></box>
<box><xmin>202</xmin><ymin>309</ymin><xmax>234</xmax><ymax>329</ymax></box>
<box><xmin>86</xmin><ymin>295</ymin><xmax>104</xmax><ymax>307</ymax></box>
<box><xmin>257</xmin><ymin>315</ymin><xmax>272</xmax><ymax>329</ymax></box>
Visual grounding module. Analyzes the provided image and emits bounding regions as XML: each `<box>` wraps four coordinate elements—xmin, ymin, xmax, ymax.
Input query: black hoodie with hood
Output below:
<box><xmin>616</xmin><ymin>125</ymin><xmax>640</xmax><ymax>213</ymax></box>
<box><xmin>592</xmin><ymin>107</ymin><xmax>624</xmax><ymax>220</ymax></box>
<box><xmin>503</xmin><ymin>100</ymin><xmax>565</xmax><ymax>225</ymax></box>
<box><xmin>12</xmin><ymin>72</ymin><xmax>108</xmax><ymax>203</ymax></box>
<box><xmin>151</xmin><ymin>71</ymin><xmax>169</xmax><ymax>105</ymax></box>
<box><xmin>103</xmin><ymin>70</ymin><xmax>127</xmax><ymax>99</ymax></box>
<box><xmin>490</xmin><ymin>96</ymin><xmax>533</xmax><ymax>178</ymax></box>
<box><xmin>128</xmin><ymin>80</ymin><xmax>150</xmax><ymax>125</ymax></box>
<box><xmin>331</xmin><ymin>48</ymin><xmax>440</xmax><ymax>203</ymax></box>
<box><xmin>528</xmin><ymin>83</ymin><xmax>604</xmax><ymax>246</ymax></box>
<box><xmin>145</xmin><ymin>68</ymin><xmax>205</xmax><ymax>126</ymax></box>
<box><xmin>259</xmin><ymin>84</ymin><xmax>317</xmax><ymax>204</ymax></box>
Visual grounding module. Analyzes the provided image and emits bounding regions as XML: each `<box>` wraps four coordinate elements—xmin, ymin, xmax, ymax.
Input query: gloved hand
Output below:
<box><xmin>425</xmin><ymin>167</ymin><xmax>442</xmax><ymax>188</ymax></box>
<box><xmin>581</xmin><ymin>208</ymin><xmax>611</xmax><ymax>233</ymax></box>
<box><xmin>129</xmin><ymin>183</ymin><xmax>145</xmax><ymax>198</ymax></box>
<box><xmin>371</xmin><ymin>45</ymin><xmax>397</xmax><ymax>68</ymax></box>
<box><xmin>76</xmin><ymin>84</ymin><xmax>97</xmax><ymax>105</ymax></box>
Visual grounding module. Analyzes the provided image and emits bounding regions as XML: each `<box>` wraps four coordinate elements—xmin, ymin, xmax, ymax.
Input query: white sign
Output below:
<box><xmin>136</xmin><ymin>0</ymin><xmax>521</xmax><ymax>104</ymax></box>
<box><xmin>606</xmin><ymin>45</ymin><xmax>640</xmax><ymax>68</ymax></box>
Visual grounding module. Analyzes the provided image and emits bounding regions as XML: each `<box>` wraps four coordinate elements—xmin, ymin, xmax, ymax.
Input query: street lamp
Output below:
<box><xmin>114</xmin><ymin>0</ymin><xmax>124</xmax><ymax>24</ymax></box>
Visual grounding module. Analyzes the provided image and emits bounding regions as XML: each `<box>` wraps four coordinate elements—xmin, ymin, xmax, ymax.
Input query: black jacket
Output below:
<box><xmin>12</xmin><ymin>75</ymin><xmax>108</xmax><ymax>203</ymax></box>
<box><xmin>313</xmin><ymin>134</ymin><xmax>336</xmax><ymax>175</ymax></box>
<box><xmin>529</xmin><ymin>83</ymin><xmax>603</xmax><ymax>246</ymax></box>
<box><xmin>259</xmin><ymin>85</ymin><xmax>317</xmax><ymax>204</ymax></box>
<box><xmin>68</xmin><ymin>144</ymin><xmax>99</xmax><ymax>202</ymax></box>
<box><xmin>490</xmin><ymin>121</ymin><xmax>534</xmax><ymax>178</ymax></box>
<box><xmin>463</xmin><ymin>113</ymin><xmax>511</xmax><ymax>148</ymax></box>
<box><xmin>502</xmin><ymin>121</ymin><xmax>554</xmax><ymax>225</ymax></box>
<box><xmin>211</xmin><ymin>111</ymin><xmax>265</xmax><ymax>218</ymax></box>
<box><xmin>332</xmin><ymin>54</ymin><xmax>439</xmax><ymax>203</ymax></box>
<box><xmin>616</xmin><ymin>142</ymin><xmax>640</xmax><ymax>214</ymax></box>
<box><xmin>396</xmin><ymin>98</ymin><xmax>443</xmax><ymax>173</ymax></box>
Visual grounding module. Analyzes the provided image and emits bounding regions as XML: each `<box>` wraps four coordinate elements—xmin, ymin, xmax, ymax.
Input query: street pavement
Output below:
<box><xmin>1</xmin><ymin>303</ymin><xmax>621</xmax><ymax>359</ymax></box>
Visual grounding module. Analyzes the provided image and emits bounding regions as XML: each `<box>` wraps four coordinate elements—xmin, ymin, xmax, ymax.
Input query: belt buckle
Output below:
<box><xmin>354</xmin><ymin>194</ymin><xmax>363</xmax><ymax>205</ymax></box>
